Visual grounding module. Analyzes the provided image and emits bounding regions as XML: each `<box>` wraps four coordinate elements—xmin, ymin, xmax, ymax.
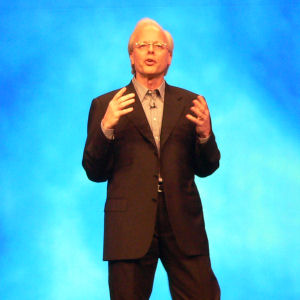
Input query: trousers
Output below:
<box><xmin>108</xmin><ymin>191</ymin><xmax>220</xmax><ymax>300</ymax></box>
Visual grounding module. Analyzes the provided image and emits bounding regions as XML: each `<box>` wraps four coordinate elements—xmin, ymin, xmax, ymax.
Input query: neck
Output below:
<box><xmin>135</xmin><ymin>74</ymin><xmax>164</xmax><ymax>90</ymax></box>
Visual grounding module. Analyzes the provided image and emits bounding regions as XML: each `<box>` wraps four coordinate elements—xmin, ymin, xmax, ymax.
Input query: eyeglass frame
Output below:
<box><xmin>134</xmin><ymin>41</ymin><xmax>168</xmax><ymax>51</ymax></box>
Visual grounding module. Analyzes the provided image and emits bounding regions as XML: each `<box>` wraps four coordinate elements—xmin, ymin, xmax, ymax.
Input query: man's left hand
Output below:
<box><xmin>186</xmin><ymin>95</ymin><xmax>211</xmax><ymax>138</ymax></box>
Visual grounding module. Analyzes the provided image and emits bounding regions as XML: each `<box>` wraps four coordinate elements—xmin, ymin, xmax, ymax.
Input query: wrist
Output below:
<box><xmin>102</xmin><ymin>118</ymin><xmax>113</xmax><ymax>130</ymax></box>
<box><xmin>101</xmin><ymin>120</ymin><xmax>115</xmax><ymax>140</ymax></box>
<box><xmin>196</xmin><ymin>127</ymin><xmax>211</xmax><ymax>139</ymax></box>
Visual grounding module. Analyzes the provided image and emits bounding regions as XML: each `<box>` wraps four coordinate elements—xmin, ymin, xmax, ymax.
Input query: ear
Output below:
<box><xmin>129</xmin><ymin>52</ymin><xmax>134</xmax><ymax>65</ymax></box>
<box><xmin>167</xmin><ymin>51</ymin><xmax>172</xmax><ymax>65</ymax></box>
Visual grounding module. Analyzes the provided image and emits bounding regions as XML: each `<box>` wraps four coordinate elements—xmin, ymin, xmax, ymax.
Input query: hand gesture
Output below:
<box><xmin>102</xmin><ymin>87</ymin><xmax>135</xmax><ymax>129</ymax></box>
<box><xmin>186</xmin><ymin>95</ymin><xmax>211</xmax><ymax>138</ymax></box>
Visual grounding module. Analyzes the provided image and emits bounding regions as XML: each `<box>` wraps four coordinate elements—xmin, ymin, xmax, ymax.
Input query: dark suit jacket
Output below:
<box><xmin>82</xmin><ymin>81</ymin><xmax>220</xmax><ymax>261</ymax></box>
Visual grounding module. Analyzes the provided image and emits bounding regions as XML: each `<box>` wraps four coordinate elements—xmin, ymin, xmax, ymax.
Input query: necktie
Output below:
<box><xmin>146</xmin><ymin>90</ymin><xmax>160</xmax><ymax>149</ymax></box>
<box><xmin>146</xmin><ymin>90</ymin><xmax>163</xmax><ymax>182</ymax></box>
<box><xmin>148</xmin><ymin>90</ymin><xmax>157</xmax><ymax>109</ymax></box>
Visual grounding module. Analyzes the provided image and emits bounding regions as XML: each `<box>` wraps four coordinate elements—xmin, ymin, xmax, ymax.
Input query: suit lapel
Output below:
<box><xmin>125</xmin><ymin>82</ymin><xmax>157</xmax><ymax>148</ymax></box>
<box><xmin>160</xmin><ymin>84</ymin><xmax>186</xmax><ymax>150</ymax></box>
<box><xmin>124</xmin><ymin>82</ymin><xmax>186</xmax><ymax>151</ymax></box>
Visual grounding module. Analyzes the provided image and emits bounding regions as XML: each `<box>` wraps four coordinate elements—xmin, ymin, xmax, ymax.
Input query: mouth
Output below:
<box><xmin>145</xmin><ymin>59</ymin><xmax>156</xmax><ymax>66</ymax></box>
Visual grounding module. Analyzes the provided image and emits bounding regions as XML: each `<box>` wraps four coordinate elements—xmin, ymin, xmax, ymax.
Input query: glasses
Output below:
<box><xmin>134</xmin><ymin>41</ymin><xmax>168</xmax><ymax>51</ymax></box>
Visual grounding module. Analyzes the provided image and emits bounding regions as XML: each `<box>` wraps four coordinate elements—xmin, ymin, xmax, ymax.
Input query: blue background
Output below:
<box><xmin>1</xmin><ymin>1</ymin><xmax>299</xmax><ymax>299</ymax></box>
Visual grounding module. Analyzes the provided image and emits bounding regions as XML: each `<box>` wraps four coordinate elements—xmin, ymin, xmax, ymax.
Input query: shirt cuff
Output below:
<box><xmin>197</xmin><ymin>134</ymin><xmax>210</xmax><ymax>144</ymax></box>
<box><xmin>101</xmin><ymin>120</ymin><xmax>114</xmax><ymax>140</ymax></box>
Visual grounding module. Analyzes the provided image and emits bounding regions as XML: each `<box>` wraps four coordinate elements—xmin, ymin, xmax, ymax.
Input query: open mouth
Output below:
<box><xmin>145</xmin><ymin>59</ymin><xmax>156</xmax><ymax>66</ymax></box>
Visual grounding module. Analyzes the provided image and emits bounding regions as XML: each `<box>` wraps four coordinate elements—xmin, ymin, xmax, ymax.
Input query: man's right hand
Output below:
<box><xmin>102</xmin><ymin>87</ymin><xmax>135</xmax><ymax>129</ymax></box>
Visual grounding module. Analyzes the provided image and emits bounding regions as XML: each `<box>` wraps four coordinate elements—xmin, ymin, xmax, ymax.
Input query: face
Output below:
<box><xmin>130</xmin><ymin>25</ymin><xmax>172</xmax><ymax>80</ymax></box>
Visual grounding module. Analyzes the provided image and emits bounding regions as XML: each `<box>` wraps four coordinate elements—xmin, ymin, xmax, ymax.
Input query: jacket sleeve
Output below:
<box><xmin>82</xmin><ymin>98</ymin><xmax>114</xmax><ymax>182</ymax></box>
<box><xmin>193</xmin><ymin>131</ymin><xmax>221</xmax><ymax>177</ymax></box>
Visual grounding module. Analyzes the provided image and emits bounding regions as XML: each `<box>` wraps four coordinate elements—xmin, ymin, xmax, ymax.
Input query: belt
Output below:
<box><xmin>157</xmin><ymin>180</ymin><xmax>164</xmax><ymax>193</ymax></box>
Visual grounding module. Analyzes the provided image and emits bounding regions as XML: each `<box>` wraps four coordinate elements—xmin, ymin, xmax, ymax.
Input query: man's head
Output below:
<box><xmin>128</xmin><ymin>18</ymin><xmax>174</xmax><ymax>78</ymax></box>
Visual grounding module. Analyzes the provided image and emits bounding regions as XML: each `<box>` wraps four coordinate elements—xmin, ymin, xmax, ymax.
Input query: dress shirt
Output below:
<box><xmin>101</xmin><ymin>78</ymin><xmax>210</xmax><ymax>144</ymax></box>
<box><xmin>132</xmin><ymin>77</ymin><xmax>164</xmax><ymax>151</ymax></box>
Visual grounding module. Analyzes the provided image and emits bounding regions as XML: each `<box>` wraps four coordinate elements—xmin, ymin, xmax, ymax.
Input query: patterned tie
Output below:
<box><xmin>147</xmin><ymin>89</ymin><xmax>157</xmax><ymax>109</ymax></box>
<box><xmin>146</xmin><ymin>90</ymin><xmax>160</xmax><ymax>149</ymax></box>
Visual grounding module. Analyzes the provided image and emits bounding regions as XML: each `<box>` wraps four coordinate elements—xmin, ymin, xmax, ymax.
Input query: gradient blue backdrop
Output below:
<box><xmin>1</xmin><ymin>1</ymin><xmax>299</xmax><ymax>299</ymax></box>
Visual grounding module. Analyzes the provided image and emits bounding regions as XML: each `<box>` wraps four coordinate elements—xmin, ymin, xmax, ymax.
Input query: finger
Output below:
<box><xmin>118</xmin><ymin>93</ymin><xmax>135</xmax><ymax>103</ymax></box>
<box><xmin>119</xmin><ymin>98</ymin><xmax>135</xmax><ymax>109</ymax></box>
<box><xmin>197</xmin><ymin>95</ymin><xmax>207</xmax><ymax>106</ymax></box>
<box><xmin>190</xmin><ymin>106</ymin><xmax>201</xmax><ymax>118</ymax></box>
<box><xmin>193</xmin><ymin>99</ymin><xmax>207</xmax><ymax>112</ymax></box>
<box><xmin>193</xmin><ymin>95</ymin><xmax>208</xmax><ymax>110</ymax></box>
<box><xmin>118</xmin><ymin>106</ymin><xmax>134</xmax><ymax>116</ymax></box>
<box><xmin>193</xmin><ymin>102</ymin><xmax>210</xmax><ymax>118</ymax></box>
<box><xmin>190</xmin><ymin>106</ymin><xmax>208</xmax><ymax>119</ymax></box>
<box><xmin>186</xmin><ymin>113</ymin><xmax>203</xmax><ymax>126</ymax></box>
<box><xmin>113</xmin><ymin>87</ymin><xmax>127</xmax><ymax>101</ymax></box>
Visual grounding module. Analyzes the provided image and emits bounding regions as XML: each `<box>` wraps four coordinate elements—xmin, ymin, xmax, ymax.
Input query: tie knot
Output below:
<box><xmin>147</xmin><ymin>89</ymin><xmax>159</xmax><ymax>98</ymax></box>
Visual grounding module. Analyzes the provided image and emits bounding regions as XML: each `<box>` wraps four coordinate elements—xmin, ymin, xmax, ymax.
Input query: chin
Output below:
<box><xmin>144</xmin><ymin>68</ymin><xmax>163</xmax><ymax>76</ymax></box>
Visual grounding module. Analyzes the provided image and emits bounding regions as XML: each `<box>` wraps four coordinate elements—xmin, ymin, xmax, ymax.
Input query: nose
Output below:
<box><xmin>148</xmin><ymin>43</ymin><xmax>154</xmax><ymax>53</ymax></box>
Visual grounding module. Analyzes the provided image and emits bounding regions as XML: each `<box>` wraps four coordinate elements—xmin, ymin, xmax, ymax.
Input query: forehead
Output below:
<box><xmin>134</xmin><ymin>25</ymin><xmax>166</xmax><ymax>42</ymax></box>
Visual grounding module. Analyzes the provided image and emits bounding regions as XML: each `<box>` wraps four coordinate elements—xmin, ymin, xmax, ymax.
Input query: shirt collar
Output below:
<box><xmin>132</xmin><ymin>77</ymin><xmax>165</xmax><ymax>102</ymax></box>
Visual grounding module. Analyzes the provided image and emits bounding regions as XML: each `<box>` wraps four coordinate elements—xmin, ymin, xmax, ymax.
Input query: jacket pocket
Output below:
<box><xmin>104</xmin><ymin>197</ymin><xmax>127</xmax><ymax>212</ymax></box>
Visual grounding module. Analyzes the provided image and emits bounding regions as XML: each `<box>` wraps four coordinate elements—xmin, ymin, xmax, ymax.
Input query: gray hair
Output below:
<box><xmin>128</xmin><ymin>18</ymin><xmax>174</xmax><ymax>75</ymax></box>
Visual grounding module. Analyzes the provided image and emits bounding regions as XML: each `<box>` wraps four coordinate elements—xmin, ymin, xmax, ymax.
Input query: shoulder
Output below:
<box><xmin>91</xmin><ymin>82</ymin><xmax>134</xmax><ymax>107</ymax></box>
<box><xmin>165</xmin><ymin>83</ymin><xmax>198</xmax><ymax>100</ymax></box>
<box><xmin>92</xmin><ymin>88</ymin><xmax>120</xmax><ymax>106</ymax></box>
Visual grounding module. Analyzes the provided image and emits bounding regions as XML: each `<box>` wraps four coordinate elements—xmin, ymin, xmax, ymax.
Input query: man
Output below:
<box><xmin>82</xmin><ymin>18</ymin><xmax>221</xmax><ymax>300</ymax></box>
